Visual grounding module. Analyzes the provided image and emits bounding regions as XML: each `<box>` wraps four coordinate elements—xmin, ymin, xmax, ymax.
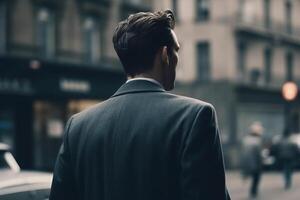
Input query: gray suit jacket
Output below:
<box><xmin>50</xmin><ymin>80</ymin><xmax>230</xmax><ymax>200</ymax></box>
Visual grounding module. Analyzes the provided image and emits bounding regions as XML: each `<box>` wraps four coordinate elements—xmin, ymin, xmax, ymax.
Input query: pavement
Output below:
<box><xmin>226</xmin><ymin>171</ymin><xmax>300</xmax><ymax>200</ymax></box>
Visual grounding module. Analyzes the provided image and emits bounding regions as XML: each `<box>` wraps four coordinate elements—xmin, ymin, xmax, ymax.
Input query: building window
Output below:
<box><xmin>120</xmin><ymin>0</ymin><xmax>150</xmax><ymax>20</ymax></box>
<box><xmin>264</xmin><ymin>0</ymin><xmax>271</xmax><ymax>28</ymax></box>
<box><xmin>83</xmin><ymin>16</ymin><xmax>101</xmax><ymax>63</ymax></box>
<box><xmin>196</xmin><ymin>0</ymin><xmax>210</xmax><ymax>22</ymax></box>
<box><xmin>197</xmin><ymin>42</ymin><xmax>211</xmax><ymax>81</ymax></box>
<box><xmin>285</xmin><ymin>51</ymin><xmax>293</xmax><ymax>81</ymax></box>
<box><xmin>0</xmin><ymin>1</ymin><xmax>7</xmax><ymax>54</ymax></box>
<box><xmin>238</xmin><ymin>0</ymin><xmax>245</xmax><ymax>19</ymax></box>
<box><xmin>125</xmin><ymin>0</ymin><xmax>142</xmax><ymax>5</ymax></box>
<box><xmin>237</xmin><ymin>42</ymin><xmax>247</xmax><ymax>81</ymax></box>
<box><xmin>285</xmin><ymin>0</ymin><xmax>292</xmax><ymax>33</ymax></box>
<box><xmin>241</xmin><ymin>0</ymin><xmax>256</xmax><ymax>23</ymax></box>
<box><xmin>36</xmin><ymin>7</ymin><xmax>56</xmax><ymax>58</ymax></box>
<box><xmin>264</xmin><ymin>47</ymin><xmax>272</xmax><ymax>84</ymax></box>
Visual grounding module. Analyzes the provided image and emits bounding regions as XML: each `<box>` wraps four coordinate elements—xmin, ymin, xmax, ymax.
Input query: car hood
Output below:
<box><xmin>0</xmin><ymin>170</ymin><xmax>52</xmax><ymax>189</ymax></box>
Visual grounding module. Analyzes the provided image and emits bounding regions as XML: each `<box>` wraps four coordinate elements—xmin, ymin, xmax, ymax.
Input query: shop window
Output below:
<box><xmin>68</xmin><ymin>100</ymin><xmax>100</xmax><ymax>116</ymax></box>
<box><xmin>33</xmin><ymin>100</ymin><xmax>101</xmax><ymax>170</ymax></box>
<box><xmin>33</xmin><ymin>101</ymin><xmax>65</xmax><ymax>170</ymax></box>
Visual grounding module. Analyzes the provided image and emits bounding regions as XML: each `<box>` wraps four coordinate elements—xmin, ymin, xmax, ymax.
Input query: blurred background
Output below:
<box><xmin>1</xmin><ymin>0</ymin><xmax>300</xmax><ymax>199</ymax></box>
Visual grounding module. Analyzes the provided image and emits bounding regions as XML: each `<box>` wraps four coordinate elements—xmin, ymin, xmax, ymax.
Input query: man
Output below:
<box><xmin>277</xmin><ymin>130</ymin><xmax>299</xmax><ymax>190</ymax></box>
<box><xmin>240</xmin><ymin>122</ymin><xmax>264</xmax><ymax>198</ymax></box>
<box><xmin>50</xmin><ymin>10</ymin><xmax>230</xmax><ymax>200</ymax></box>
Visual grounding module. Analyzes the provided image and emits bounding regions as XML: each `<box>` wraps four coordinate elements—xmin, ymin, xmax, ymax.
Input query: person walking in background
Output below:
<box><xmin>277</xmin><ymin>129</ymin><xmax>299</xmax><ymax>190</ymax></box>
<box><xmin>240</xmin><ymin>122</ymin><xmax>264</xmax><ymax>199</ymax></box>
<box><xmin>49</xmin><ymin>10</ymin><xmax>230</xmax><ymax>200</ymax></box>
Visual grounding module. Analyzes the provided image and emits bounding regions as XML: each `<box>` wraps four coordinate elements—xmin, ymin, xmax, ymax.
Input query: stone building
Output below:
<box><xmin>155</xmin><ymin>0</ymin><xmax>300</xmax><ymax>167</ymax></box>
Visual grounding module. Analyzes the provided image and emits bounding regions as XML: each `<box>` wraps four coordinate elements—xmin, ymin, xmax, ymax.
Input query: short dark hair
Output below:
<box><xmin>113</xmin><ymin>10</ymin><xmax>175</xmax><ymax>77</ymax></box>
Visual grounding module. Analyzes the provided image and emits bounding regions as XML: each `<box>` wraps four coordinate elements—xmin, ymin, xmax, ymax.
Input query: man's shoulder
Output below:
<box><xmin>164</xmin><ymin>92</ymin><xmax>214</xmax><ymax>110</ymax></box>
<box><xmin>70</xmin><ymin>93</ymin><xmax>214</xmax><ymax>123</ymax></box>
<box><xmin>70</xmin><ymin>100</ymin><xmax>112</xmax><ymax>124</ymax></box>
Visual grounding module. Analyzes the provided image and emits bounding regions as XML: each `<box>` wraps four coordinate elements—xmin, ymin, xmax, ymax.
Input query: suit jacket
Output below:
<box><xmin>50</xmin><ymin>80</ymin><xmax>231</xmax><ymax>200</ymax></box>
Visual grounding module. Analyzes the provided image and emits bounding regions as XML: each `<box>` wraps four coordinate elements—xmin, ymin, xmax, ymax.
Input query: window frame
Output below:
<box><xmin>264</xmin><ymin>47</ymin><xmax>273</xmax><ymax>84</ymax></box>
<box><xmin>237</xmin><ymin>42</ymin><xmax>247</xmax><ymax>81</ymax></box>
<box><xmin>195</xmin><ymin>0</ymin><xmax>210</xmax><ymax>22</ymax></box>
<box><xmin>196</xmin><ymin>41</ymin><xmax>211</xmax><ymax>82</ymax></box>
<box><xmin>285</xmin><ymin>51</ymin><xmax>294</xmax><ymax>81</ymax></box>
<box><xmin>35</xmin><ymin>6</ymin><xmax>56</xmax><ymax>58</ymax></box>
<box><xmin>82</xmin><ymin>15</ymin><xmax>102</xmax><ymax>64</ymax></box>
<box><xmin>264</xmin><ymin>0</ymin><xmax>271</xmax><ymax>29</ymax></box>
<box><xmin>285</xmin><ymin>0</ymin><xmax>292</xmax><ymax>34</ymax></box>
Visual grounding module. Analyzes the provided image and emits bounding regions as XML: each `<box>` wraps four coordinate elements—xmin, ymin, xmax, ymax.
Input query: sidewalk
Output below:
<box><xmin>226</xmin><ymin>171</ymin><xmax>300</xmax><ymax>200</ymax></box>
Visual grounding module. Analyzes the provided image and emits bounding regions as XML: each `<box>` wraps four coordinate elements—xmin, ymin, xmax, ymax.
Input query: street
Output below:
<box><xmin>227</xmin><ymin>171</ymin><xmax>300</xmax><ymax>200</ymax></box>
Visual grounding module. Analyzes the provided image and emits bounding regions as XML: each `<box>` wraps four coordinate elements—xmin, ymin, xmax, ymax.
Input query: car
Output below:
<box><xmin>0</xmin><ymin>143</ymin><xmax>52</xmax><ymax>200</ymax></box>
<box><xmin>0</xmin><ymin>143</ymin><xmax>20</xmax><ymax>172</ymax></box>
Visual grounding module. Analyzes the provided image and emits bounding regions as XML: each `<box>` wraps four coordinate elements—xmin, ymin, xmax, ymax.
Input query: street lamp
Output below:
<box><xmin>282</xmin><ymin>81</ymin><xmax>298</xmax><ymax>136</ymax></box>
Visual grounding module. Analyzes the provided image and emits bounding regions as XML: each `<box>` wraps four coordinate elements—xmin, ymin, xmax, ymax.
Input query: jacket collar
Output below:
<box><xmin>111</xmin><ymin>79</ymin><xmax>166</xmax><ymax>98</ymax></box>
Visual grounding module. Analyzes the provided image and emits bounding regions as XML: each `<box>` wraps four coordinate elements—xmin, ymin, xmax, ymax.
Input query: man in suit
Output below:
<box><xmin>50</xmin><ymin>10</ymin><xmax>231</xmax><ymax>200</ymax></box>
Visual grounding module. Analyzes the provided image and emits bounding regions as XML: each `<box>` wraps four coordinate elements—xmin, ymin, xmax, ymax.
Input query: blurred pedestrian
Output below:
<box><xmin>240</xmin><ymin>122</ymin><xmax>264</xmax><ymax>199</ymax></box>
<box><xmin>277</xmin><ymin>130</ymin><xmax>299</xmax><ymax>190</ymax></box>
<box><xmin>50</xmin><ymin>10</ymin><xmax>231</xmax><ymax>200</ymax></box>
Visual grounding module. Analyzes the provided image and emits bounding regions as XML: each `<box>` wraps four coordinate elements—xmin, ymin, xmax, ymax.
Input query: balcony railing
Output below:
<box><xmin>218</xmin><ymin>13</ymin><xmax>300</xmax><ymax>43</ymax></box>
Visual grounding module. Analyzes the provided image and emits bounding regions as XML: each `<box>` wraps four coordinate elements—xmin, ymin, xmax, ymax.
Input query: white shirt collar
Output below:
<box><xmin>126</xmin><ymin>78</ymin><xmax>164</xmax><ymax>89</ymax></box>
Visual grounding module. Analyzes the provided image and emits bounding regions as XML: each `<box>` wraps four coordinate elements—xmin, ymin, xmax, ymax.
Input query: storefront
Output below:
<box><xmin>0</xmin><ymin>56</ymin><xmax>125</xmax><ymax>170</ymax></box>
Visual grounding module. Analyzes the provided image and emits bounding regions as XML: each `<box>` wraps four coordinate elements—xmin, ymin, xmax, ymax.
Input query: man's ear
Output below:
<box><xmin>161</xmin><ymin>46</ymin><xmax>169</xmax><ymax>66</ymax></box>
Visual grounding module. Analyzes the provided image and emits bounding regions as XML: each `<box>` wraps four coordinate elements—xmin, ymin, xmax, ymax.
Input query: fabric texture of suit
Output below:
<box><xmin>50</xmin><ymin>80</ymin><xmax>231</xmax><ymax>200</ymax></box>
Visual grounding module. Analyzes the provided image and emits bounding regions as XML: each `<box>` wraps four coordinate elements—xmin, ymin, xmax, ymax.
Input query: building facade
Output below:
<box><xmin>155</xmin><ymin>0</ymin><xmax>300</xmax><ymax>167</ymax></box>
<box><xmin>2</xmin><ymin>0</ymin><xmax>299</xmax><ymax>170</ymax></box>
<box><xmin>0</xmin><ymin>0</ymin><xmax>152</xmax><ymax>170</ymax></box>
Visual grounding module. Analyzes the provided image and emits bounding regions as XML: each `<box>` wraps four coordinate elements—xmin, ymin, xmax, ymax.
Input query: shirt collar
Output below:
<box><xmin>126</xmin><ymin>78</ymin><xmax>164</xmax><ymax>89</ymax></box>
<box><xmin>111</xmin><ymin>79</ymin><xmax>166</xmax><ymax>98</ymax></box>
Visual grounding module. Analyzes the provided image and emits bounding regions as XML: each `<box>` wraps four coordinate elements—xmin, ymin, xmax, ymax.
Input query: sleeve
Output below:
<box><xmin>180</xmin><ymin>105</ymin><xmax>231</xmax><ymax>200</ymax></box>
<box><xmin>49</xmin><ymin>117</ymin><xmax>78</xmax><ymax>200</ymax></box>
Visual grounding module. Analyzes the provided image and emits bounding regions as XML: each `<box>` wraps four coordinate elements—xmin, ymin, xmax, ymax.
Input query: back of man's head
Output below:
<box><xmin>113</xmin><ymin>10</ymin><xmax>175</xmax><ymax>77</ymax></box>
